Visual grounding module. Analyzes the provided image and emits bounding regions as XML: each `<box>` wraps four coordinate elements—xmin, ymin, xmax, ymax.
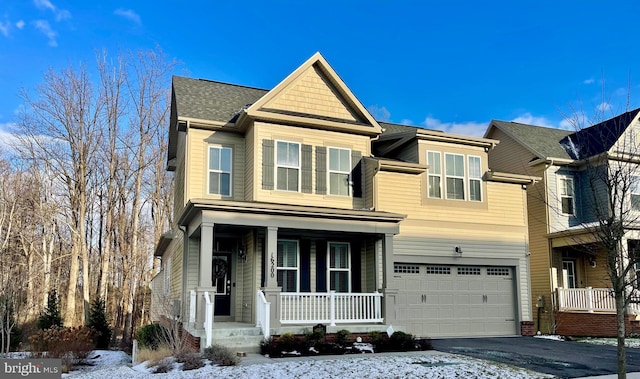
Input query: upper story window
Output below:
<box><xmin>328</xmin><ymin>242</ymin><xmax>350</xmax><ymax>292</ymax></box>
<box><xmin>277</xmin><ymin>240</ymin><xmax>299</xmax><ymax>292</ymax></box>
<box><xmin>631</xmin><ymin>176</ymin><xmax>640</xmax><ymax>211</ymax></box>
<box><xmin>445</xmin><ymin>153</ymin><xmax>465</xmax><ymax>200</ymax></box>
<box><xmin>208</xmin><ymin>146</ymin><xmax>232</xmax><ymax>196</ymax></box>
<box><xmin>468</xmin><ymin>156</ymin><xmax>482</xmax><ymax>202</ymax></box>
<box><xmin>276</xmin><ymin>141</ymin><xmax>300</xmax><ymax>192</ymax></box>
<box><xmin>558</xmin><ymin>176</ymin><xmax>575</xmax><ymax>215</ymax></box>
<box><xmin>328</xmin><ymin>147</ymin><xmax>351</xmax><ymax>196</ymax></box>
<box><xmin>427</xmin><ymin>151</ymin><xmax>442</xmax><ymax>198</ymax></box>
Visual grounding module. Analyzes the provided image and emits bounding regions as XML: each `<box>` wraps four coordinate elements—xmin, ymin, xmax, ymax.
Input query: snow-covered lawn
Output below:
<box><xmin>62</xmin><ymin>350</ymin><xmax>553</xmax><ymax>378</ymax></box>
<box><xmin>576</xmin><ymin>337</ymin><xmax>640</xmax><ymax>348</ymax></box>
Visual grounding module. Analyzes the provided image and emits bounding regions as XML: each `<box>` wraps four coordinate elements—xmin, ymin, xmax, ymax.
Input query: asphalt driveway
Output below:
<box><xmin>432</xmin><ymin>337</ymin><xmax>640</xmax><ymax>378</ymax></box>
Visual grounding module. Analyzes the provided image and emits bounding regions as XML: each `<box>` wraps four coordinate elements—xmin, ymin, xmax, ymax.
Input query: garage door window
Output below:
<box><xmin>457</xmin><ymin>267</ymin><xmax>481</xmax><ymax>275</ymax></box>
<box><xmin>426</xmin><ymin>266</ymin><xmax>451</xmax><ymax>275</ymax></box>
<box><xmin>487</xmin><ymin>267</ymin><xmax>510</xmax><ymax>276</ymax></box>
<box><xmin>394</xmin><ymin>264</ymin><xmax>420</xmax><ymax>274</ymax></box>
<box><xmin>328</xmin><ymin>242</ymin><xmax>350</xmax><ymax>292</ymax></box>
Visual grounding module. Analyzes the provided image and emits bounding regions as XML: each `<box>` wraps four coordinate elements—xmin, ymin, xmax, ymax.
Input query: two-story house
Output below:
<box><xmin>485</xmin><ymin>110</ymin><xmax>640</xmax><ymax>336</ymax></box>
<box><xmin>151</xmin><ymin>53</ymin><xmax>535</xmax><ymax>352</ymax></box>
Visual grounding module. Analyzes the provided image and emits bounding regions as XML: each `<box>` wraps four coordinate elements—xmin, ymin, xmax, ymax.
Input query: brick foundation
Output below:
<box><xmin>520</xmin><ymin>321</ymin><xmax>535</xmax><ymax>336</ymax></box>
<box><xmin>182</xmin><ymin>329</ymin><xmax>201</xmax><ymax>351</ymax></box>
<box><xmin>555</xmin><ymin>312</ymin><xmax>640</xmax><ymax>337</ymax></box>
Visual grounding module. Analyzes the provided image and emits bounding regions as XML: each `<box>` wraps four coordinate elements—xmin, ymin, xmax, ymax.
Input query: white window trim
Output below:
<box><xmin>327</xmin><ymin>242</ymin><xmax>351</xmax><ymax>293</ymax></box>
<box><xmin>328</xmin><ymin>147</ymin><xmax>352</xmax><ymax>197</ymax></box>
<box><xmin>276</xmin><ymin>140</ymin><xmax>301</xmax><ymax>192</ymax></box>
<box><xmin>164</xmin><ymin>256</ymin><xmax>171</xmax><ymax>296</ymax></box>
<box><xmin>427</xmin><ymin>150</ymin><xmax>442</xmax><ymax>199</ymax></box>
<box><xmin>631</xmin><ymin>175</ymin><xmax>640</xmax><ymax>211</ymax></box>
<box><xmin>445</xmin><ymin>153</ymin><xmax>465</xmax><ymax>200</ymax></box>
<box><xmin>207</xmin><ymin>146</ymin><xmax>232</xmax><ymax>196</ymax></box>
<box><xmin>558</xmin><ymin>175</ymin><xmax>575</xmax><ymax>216</ymax></box>
<box><xmin>468</xmin><ymin>155</ymin><xmax>482</xmax><ymax>202</ymax></box>
<box><xmin>277</xmin><ymin>239</ymin><xmax>300</xmax><ymax>292</ymax></box>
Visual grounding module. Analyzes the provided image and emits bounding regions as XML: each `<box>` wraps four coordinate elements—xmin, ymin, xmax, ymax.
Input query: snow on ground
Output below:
<box><xmin>65</xmin><ymin>350</ymin><xmax>553</xmax><ymax>379</ymax></box>
<box><xmin>577</xmin><ymin>337</ymin><xmax>640</xmax><ymax>349</ymax></box>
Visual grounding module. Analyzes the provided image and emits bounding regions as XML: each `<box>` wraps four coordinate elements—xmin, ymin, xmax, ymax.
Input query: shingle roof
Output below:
<box><xmin>172</xmin><ymin>76</ymin><xmax>268</xmax><ymax>123</ymax></box>
<box><xmin>490</xmin><ymin>120</ymin><xmax>573</xmax><ymax>160</ymax></box>
<box><xmin>560</xmin><ymin>108</ymin><xmax>640</xmax><ymax>159</ymax></box>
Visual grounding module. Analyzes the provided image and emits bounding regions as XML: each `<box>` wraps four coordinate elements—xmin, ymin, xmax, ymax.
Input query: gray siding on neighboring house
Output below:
<box><xmin>548</xmin><ymin>167</ymin><xmax>581</xmax><ymax>232</ymax></box>
<box><xmin>578</xmin><ymin>165</ymin><xmax>610</xmax><ymax>225</ymax></box>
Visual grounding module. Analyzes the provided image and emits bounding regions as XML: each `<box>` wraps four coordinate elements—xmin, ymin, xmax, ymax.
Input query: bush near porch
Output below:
<box><xmin>259</xmin><ymin>329</ymin><xmax>432</xmax><ymax>358</ymax></box>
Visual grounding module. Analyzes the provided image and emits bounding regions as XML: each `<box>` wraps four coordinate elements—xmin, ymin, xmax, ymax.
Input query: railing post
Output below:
<box><xmin>189</xmin><ymin>290</ymin><xmax>196</xmax><ymax>324</ymax></box>
<box><xmin>329</xmin><ymin>291</ymin><xmax>336</xmax><ymax>326</ymax></box>
<box><xmin>203</xmin><ymin>292</ymin><xmax>213</xmax><ymax>348</ymax></box>
<box><xmin>587</xmin><ymin>287</ymin><xmax>594</xmax><ymax>313</ymax></box>
<box><xmin>556</xmin><ymin>288</ymin><xmax>563</xmax><ymax>311</ymax></box>
<box><xmin>264</xmin><ymin>302</ymin><xmax>271</xmax><ymax>339</ymax></box>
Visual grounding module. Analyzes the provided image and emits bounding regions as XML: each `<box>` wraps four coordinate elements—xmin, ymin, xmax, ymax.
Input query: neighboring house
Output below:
<box><xmin>485</xmin><ymin>110</ymin><xmax>640</xmax><ymax>336</ymax></box>
<box><xmin>151</xmin><ymin>52</ymin><xmax>535</xmax><ymax>352</ymax></box>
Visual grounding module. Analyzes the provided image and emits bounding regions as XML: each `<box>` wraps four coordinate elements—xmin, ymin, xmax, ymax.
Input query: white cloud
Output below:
<box><xmin>597</xmin><ymin>102</ymin><xmax>612</xmax><ymax>112</ymax></box>
<box><xmin>367</xmin><ymin>105</ymin><xmax>391</xmax><ymax>122</ymax></box>
<box><xmin>0</xmin><ymin>123</ymin><xmax>20</xmax><ymax>153</ymax></box>
<box><xmin>15</xmin><ymin>20</ymin><xmax>25</xmax><ymax>29</ymax></box>
<box><xmin>400</xmin><ymin>119</ymin><xmax>413</xmax><ymax>125</ymax></box>
<box><xmin>0</xmin><ymin>21</ymin><xmax>9</xmax><ymax>37</ymax></box>
<box><xmin>33</xmin><ymin>0</ymin><xmax>71</xmax><ymax>21</ymax></box>
<box><xmin>33</xmin><ymin>20</ymin><xmax>57</xmax><ymax>47</ymax></box>
<box><xmin>558</xmin><ymin>119</ymin><xmax>575</xmax><ymax>131</ymax></box>
<box><xmin>583</xmin><ymin>78</ymin><xmax>595</xmax><ymax>84</ymax></box>
<box><xmin>114</xmin><ymin>8</ymin><xmax>142</xmax><ymax>24</ymax></box>
<box><xmin>510</xmin><ymin>112</ymin><xmax>555</xmax><ymax>128</ymax></box>
<box><xmin>423</xmin><ymin>116</ymin><xmax>488</xmax><ymax>137</ymax></box>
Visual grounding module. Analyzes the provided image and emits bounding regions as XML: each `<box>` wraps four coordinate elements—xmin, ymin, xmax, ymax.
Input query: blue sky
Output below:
<box><xmin>1</xmin><ymin>1</ymin><xmax>639</xmax><ymax>137</ymax></box>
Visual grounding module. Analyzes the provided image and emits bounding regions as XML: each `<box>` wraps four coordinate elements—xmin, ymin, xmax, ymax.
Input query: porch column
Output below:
<box><xmin>261</xmin><ymin>226</ymin><xmax>281</xmax><ymax>328</ymax></box>
<box><xmin>381</xmin><ymin>233</ymin><xmax>398</xmax><ymax>326</ymax></box>
<box><xmin>199</xmin><ymin>222</ymin><xmax>214</xmax><ymax>288</ymax></box>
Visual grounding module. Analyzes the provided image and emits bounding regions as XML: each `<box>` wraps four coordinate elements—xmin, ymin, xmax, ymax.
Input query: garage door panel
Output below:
<box><xmin>394</xmin><ymin>264</ymin><xmax>516</xmax><ymax>337</ymax></box>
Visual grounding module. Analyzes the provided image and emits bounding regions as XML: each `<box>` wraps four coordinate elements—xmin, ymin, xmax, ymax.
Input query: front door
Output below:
<box><xmin>212</xmin><ymin>253</ymin><xmax>232</xmax><ymax>315</ymax></box>
<box><xmin>562</xmin><ymin>260</ymin><xmax>577</xmax><ymax>288</ymax></box>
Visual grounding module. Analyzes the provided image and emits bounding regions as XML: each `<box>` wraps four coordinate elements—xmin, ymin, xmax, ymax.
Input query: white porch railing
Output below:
<box><xmin>280</xmin><ymin>291</ymin><xmax>383</xmax><ymax>326</ymax></box>
<box><xmin>557</xmin><ymin>287</ymin><xmax>616</xmax><ymax>313</ymax></box>
<box><xmin>188</xmin><ymin>289</ymin><xmax>214</xmax><ymax>347</ymax></box>
<box><xmin>256</xmin><ymin>291</ymin><xmax>271</xmax><ymax>339</ymax></box>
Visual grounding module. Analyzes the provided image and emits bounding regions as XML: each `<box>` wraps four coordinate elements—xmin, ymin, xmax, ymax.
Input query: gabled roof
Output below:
<box><xmin>560</xmin><ymin>108</ymin><xmax>640</xmax><ymax>159</ymax></box>
<box><xmin>486</xmin><ymin>120</ymin><xmax>573</xmax><ymax>160</ymax></box>
<box><xmin>172</xmin><ymin>76</ymin><xmax>268</xmax><ymax>124</ymax></box>
<box><xmin>487</xmin><ymin>109</ymin><xmax>640</xmax><ymax>163</ymax></box>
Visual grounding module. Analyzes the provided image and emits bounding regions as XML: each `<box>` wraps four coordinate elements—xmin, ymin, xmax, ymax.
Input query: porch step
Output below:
<box><xmin>194</xmin><ymin>324</ymin><xmax>265</xmax><ymax>354</ymax></box>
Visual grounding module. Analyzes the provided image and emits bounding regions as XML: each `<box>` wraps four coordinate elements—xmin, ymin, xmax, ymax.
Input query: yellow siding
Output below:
<box><xmin>525</xmin><ymin>165</ymin><xmax>553</xmax><ymax>333</ymax></box>
<box><xmin>264</xmin><ymin>65</ymin><xmax>357</xmax><ymax>121</ymax></box>
<box><xmin>187</xmin><ymin>129</ymin><xmax>246</xmax><ymax>201</ymax></box>
<box><xmin>486</xmin><ymin>128</ymin><xmax>537</xmax><ymax>176</ymax></box>
<box><xmin>253</xmin><ymin>121</ymin><xmax>368</xmax><ymax>209</ymax></box>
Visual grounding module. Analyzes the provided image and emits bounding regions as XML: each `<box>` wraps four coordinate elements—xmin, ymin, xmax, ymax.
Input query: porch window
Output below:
<box><xmin>328</xmin><ymin>242</ymin><xmax>350</xmax><ymax>292</ymax></box>
<box><xmin>277</xmin><ymin>240</ymin><xmax>299</xmax><ymax>292</ymax></box>
<box><xmin>468</xmin><ymin>155</ymin><xmax>482</xmax><ymax>201</ymax></box>
<box><xmin>208</xmin><ymin>146</ymin><xmax>232</xmax><ymax>196</ymax></box>
<box><xmin>562</xmin><ymin>260</ymin><xmax>577</xmax><ymax>288</ymax></box>
<box><xmin>427</xmin><ymin>151</ymin><xmax>442</xmax><ymax>198</ymax></box>
<box><xmin>445</xmin><ymin>153</ymin><xmax>465</xmax><ymax>200</ymax></box>
<box><xmin>328</xmin><ymin>147</ymin><xmax>351</xmax><ymax>196</ymax></box>
<box><xmin>276</xmin><ymin>141</ymin><xmax>300</xmax><ymax>192</ymax></box>
<box><xmin>559</xmin><ymin>176</ymin><xmax>575</xmax><ymax>215</ymax></box>
<box><xmin>631</xmin><ymin>176</ymin><xmax>640</xmax><ymax>210</ymax></box>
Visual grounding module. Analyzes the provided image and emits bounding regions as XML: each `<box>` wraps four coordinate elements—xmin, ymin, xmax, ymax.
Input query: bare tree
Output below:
<box><xmin>561</xmin><ymin>102</ymin><xmax>640</xmax><ymax>379</ymax></box>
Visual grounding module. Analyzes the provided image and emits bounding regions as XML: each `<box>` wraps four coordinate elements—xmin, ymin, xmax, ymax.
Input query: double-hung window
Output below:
<box><xmin>631</xmin><ymin>176</ymin><xmax>640</xmax><ymax>211</ymax></box>
<box><xmin>328</xmin><ymin>242</ymin><xmax>350</xmax><ymax>292</ymax></box>
<box><xmin>468</xmin><ymin>156</ymin><xmax>482</xmax><ymax>201</ymax></box>
<box><xmin>328</xmin><ymin>147</ymin><xmax>351</xmax><ymax>196</ymax></box>
<box><xmin>277</xmin><ymin>240</ymin><xmax>299</xmax><ymax>292</ymax></box>
<box><xmin>445</xmin><ymin>153</ymin><xmax>465</xmax><ymax>200</ymax></box>
<box><xmin>559</xmin><ymin>176</ymin><xmax>575</xmax><ymax>215</ymax></box>
<box><xmin>208</xmin><ymin>146</ymin><xmax>232</xmax><ymax>196</ymax></box>
<box><xmin>427</xmin><ymin>151</ymin><xmax>442</xmax><ymax>198</ymax></box>
<box><xmin>276</xmin><ymin>141</ymin><xmax>300</xmax><ymax>192</ymax></box>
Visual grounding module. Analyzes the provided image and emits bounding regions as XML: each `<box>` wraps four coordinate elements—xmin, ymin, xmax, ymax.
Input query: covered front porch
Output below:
<box><xmin>549</xmin><ymin>232</ymin><xmax>640</xmax><ymax>336</ymax></box>
<box><xmin>179</xmin><ymin>200</ymin><xmax>403</xmax><ymax>350</ymax></box>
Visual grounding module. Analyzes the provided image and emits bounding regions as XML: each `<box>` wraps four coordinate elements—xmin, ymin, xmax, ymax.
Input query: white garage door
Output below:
<box><xmin>393</xmin><ymin>264</ymin><xmax>516</xmax><ymax>337</ymax></box>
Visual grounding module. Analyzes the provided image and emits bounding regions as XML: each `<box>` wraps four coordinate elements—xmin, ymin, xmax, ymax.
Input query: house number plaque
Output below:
<box><xmin>270</xmin><ymin>253</ymin><xmax>275</xmax><ymax>278</ymax></box>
